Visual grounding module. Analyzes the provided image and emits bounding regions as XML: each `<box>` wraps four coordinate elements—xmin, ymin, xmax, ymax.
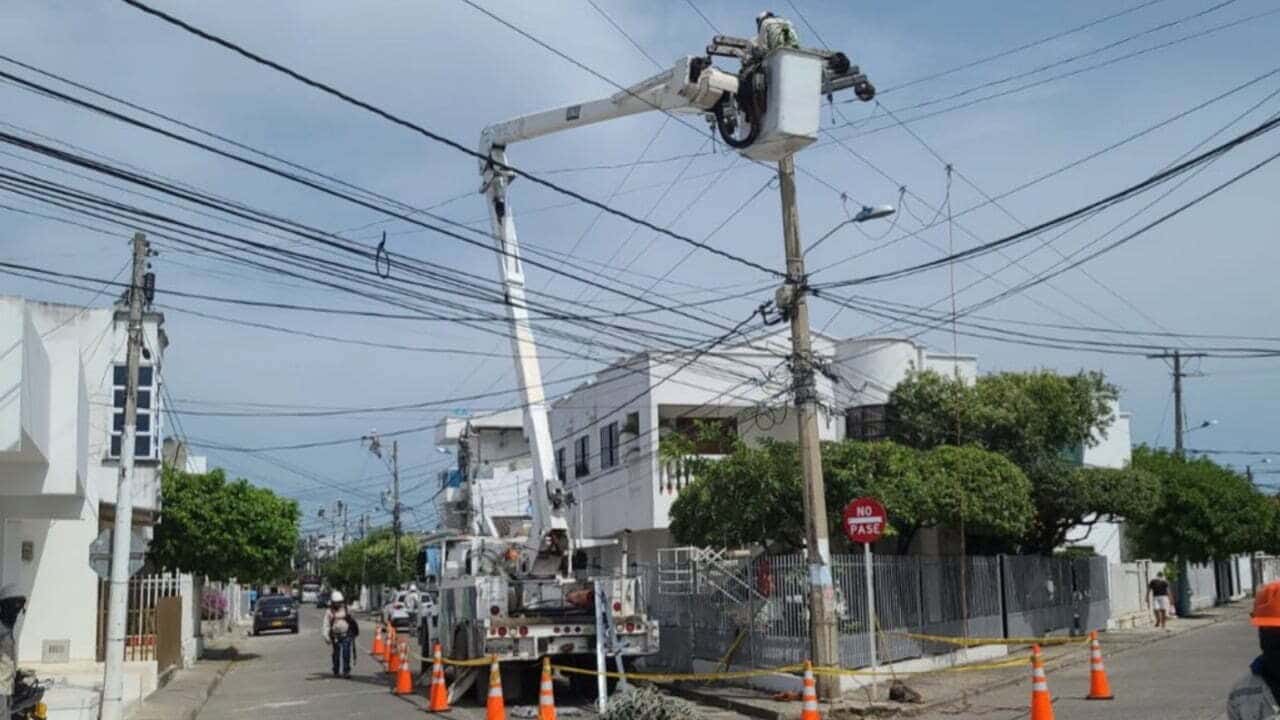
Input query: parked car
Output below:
<box><xmin>381</xmin><ymin>591</ymin><xmax>413</xmax><ymax>629</ymax></box>
<box><xmin>252</xmin><ymin>595</ymin><xmax>299</xmax><ymax>636</ymax></box>
<box><xmin>315</xmin><ymin>589</ymin><xmax>331</xmax><ymax>609</ymax></box>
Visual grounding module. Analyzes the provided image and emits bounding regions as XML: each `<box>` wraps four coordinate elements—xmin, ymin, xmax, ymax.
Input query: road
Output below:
<box><xmin>194</xmin><ymin>606</ymin><xmax>650</xmax><ymax>719</ymax></box>
<box><xmin>913</xmin><ymin>610</ymin><xmax>1257</xmax><ymax>720</ymax></box>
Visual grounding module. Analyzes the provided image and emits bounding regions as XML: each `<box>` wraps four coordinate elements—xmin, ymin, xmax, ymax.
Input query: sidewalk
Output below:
<box><xmin>668</xmin><ymin>603</ymin><xmax>1248</xmax><ymax>719</ymax></box>
<box><xmin>125</xmin><ymin>642</ymin><xmax>241</xmax><ymax>720</ymax></box>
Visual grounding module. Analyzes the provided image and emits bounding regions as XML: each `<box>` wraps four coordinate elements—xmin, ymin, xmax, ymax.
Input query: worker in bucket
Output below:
<box><xmin>1229</xmin><ymin>580</ymin><xmax>1280</xmax><ymax>719</ymax></box>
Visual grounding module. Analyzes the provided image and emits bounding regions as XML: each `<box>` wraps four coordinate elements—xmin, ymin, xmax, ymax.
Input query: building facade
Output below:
<box><xmin>0</xmin><ymin>296</ymin><xmax>165</xmax><ymax>668</ymax></box>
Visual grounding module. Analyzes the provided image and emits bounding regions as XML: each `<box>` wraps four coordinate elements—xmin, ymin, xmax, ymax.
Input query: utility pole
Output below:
<box><xmin>1146</xmin><ymin>350</ymin><xmax>1206</xmax><ymax>458</ymax></box>
<box><xmin>776</xmin><ymin>155</ymin><xmax>839</xmax><ymax>699</ymax></box>
<box><xmin>392</xmin><ymin>440</ymin><xmax>402</xmax><ymax>574</ymax></box>
<box><xmin>338</xmin><ymin>500</ymin><xmax>349</xmax><ymax>547</ymax></box>
<box><xmin>101</xmin><ymin>232</ymin><xmax>150</xmax><ymax>720</ymax></box>
<box><xmin>1145</xmin><ymin>348</ymin><xmax>1206</xmax><ymax>619</ymax></box>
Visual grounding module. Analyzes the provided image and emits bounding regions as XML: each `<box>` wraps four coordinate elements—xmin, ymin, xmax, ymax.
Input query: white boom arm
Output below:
<box><xmin>478</xmin><ymin>57</ymin><xmax>736</xmax><ymax>574</ymax></box>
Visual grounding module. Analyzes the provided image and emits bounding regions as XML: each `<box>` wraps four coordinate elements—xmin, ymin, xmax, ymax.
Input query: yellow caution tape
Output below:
<box><xmin>889</xmin><ymin>631</ymin><xmax>1088</xmax><ymax>647</ymax></box>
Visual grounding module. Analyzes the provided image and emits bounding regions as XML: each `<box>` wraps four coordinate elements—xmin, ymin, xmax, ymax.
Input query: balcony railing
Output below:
<box><xmin>658</xmin><ymin>454</ymin><xmax>724</xmax><ymax>495</ymax></box>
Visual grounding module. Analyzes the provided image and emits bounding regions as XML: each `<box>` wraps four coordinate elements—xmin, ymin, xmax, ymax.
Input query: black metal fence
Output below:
<box><xmin>643</xmin><ymin>551</ymin><xmax>1109</xmax><ymax>672</ymax></box>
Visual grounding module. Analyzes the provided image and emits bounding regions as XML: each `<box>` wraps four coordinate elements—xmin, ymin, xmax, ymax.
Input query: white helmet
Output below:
<box><xmin>329</xmin><ymin>590</ymin><xmax>344</xmax><ymax>604</ymax></box>
<box><xmin>409</xmin><ymin>584</ymin><xmax>418</xmax><ymax>592</ymax></box>
<box><xmin>756</xmin><ymin>10</ymin><xmax>776</xmax><ymax>27</ymax></box>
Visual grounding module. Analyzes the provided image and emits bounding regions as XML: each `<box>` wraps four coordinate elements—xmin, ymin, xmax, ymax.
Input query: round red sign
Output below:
<box><xmin>842</xmin><ymin>497</ymin><xmax>887</xmax><ymax>544</ymax></box>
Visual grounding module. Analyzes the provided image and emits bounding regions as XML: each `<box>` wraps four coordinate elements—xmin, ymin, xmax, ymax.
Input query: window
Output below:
<box><xmin>574</xmin><ymin>435</ymin><xmax>590</xmax><ymax>478</ymax></box>
<box><xmin>109</xmin><ymin>364</ymin><xmax>159</xmax><ymax>460</ymax></box>
<box><xmin>600</xmin><ymin>422</ymin><xmax>619</xmax><ymax>470</ymax></box>
<box><xmin>846</xmin><ymin>404</ymin><xmax>889</xmax><ymax>441</ymax></box>
<box><xmin>555</xmin><ymin>447</ymin><xmax>567</xmax><ymax>481</ymax></box>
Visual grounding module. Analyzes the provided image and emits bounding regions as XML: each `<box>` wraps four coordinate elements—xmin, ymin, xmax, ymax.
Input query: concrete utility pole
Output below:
<box><xmin>776</xmin><ymin>155</ymin><xmax>839</xmax><ymax>698</ymax></box>
<box><xmin>1146</xmin><ymin>350</ymin><xmax>1206</xmax><ymax>458</ymax></box>
<box><xmin>392</xmin><ymin>440</ymin><xmax>402</xmax><ymax>574</ymax></box>
<box><xmin>101</xmin><ymin>232</ymin><xmax>150</xmax><ymax>720</ymax></box>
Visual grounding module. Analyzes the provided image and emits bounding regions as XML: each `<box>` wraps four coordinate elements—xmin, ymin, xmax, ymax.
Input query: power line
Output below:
<box><xmin>814</xmin><ymin>112</ymin><xmax>1280</xmax><ymax>290</ymax></box>
<box><xmin>115</xmin><ymin>0</ymin><xmax>784</xmax><ymax>279</ymax></box>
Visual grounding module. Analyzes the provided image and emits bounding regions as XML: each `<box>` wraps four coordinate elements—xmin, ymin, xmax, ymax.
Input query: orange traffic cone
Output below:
<box><xmin>393</xmin><ymin>642</ymin><xmax>414</xmax><ymax>695</ymax></box>
<box><xmin>537</xmin><ymin>656</ymin><xmax>556</xmax><ymax>720</ymax></box>
<box><xmin>387</xmin><ymin>638</ymin><xmax>404</xmax><ymax>674</ymax></box>
<box><xmin>1086</xmin><ymin>631</ymin><xmax>1114</xmax><ymax>700</ymax></box>
<box><xmin>427</xmin><ymin>642</ymin><xmax>450</xmax><ymax>712</ymax></box>
<box><xmin>1029</xmin><ymin>645</ymin><xmax>1055</xmax><ymax>720</ymax></box>
<box><xmin>371</xmin><ymin>624</ymin><xmax>385</xmax><ymax>661</ymax></box>
<box><xmin>381</xmin><ymin>625</ymin><xmax>395</xmax><ymax>666</ymax></box>
<box><xmin>800</xmin><ymin>660</ymin><xmax>820</xmax><ymax>720</ymax></box>
<box><xmin>485</xmin><ymin>655</ymin><xmax>506</xmax><ymax>720</ymax></box>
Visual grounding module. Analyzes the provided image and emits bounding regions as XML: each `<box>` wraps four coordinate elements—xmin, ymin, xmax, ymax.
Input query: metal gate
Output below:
<box><xmin>96</xmin><ymin>573</ymin><xmax>183</xmax><ymax>661</ymax></box>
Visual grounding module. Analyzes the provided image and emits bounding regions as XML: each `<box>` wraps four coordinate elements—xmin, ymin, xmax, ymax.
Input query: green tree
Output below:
<box><xmin>150</xmin><ymin>467</ymin><xmax>300</xmax><ymax>584</ymax></box>
<box><xmin>1021</xmin><ymin>457</ymin><xmax>1161</xmax><ymax>554</ymax></box>
<box><xmin>669</xmin><ymin>440</ymin><xmax>1033</xmax><ymax>552</ymax></box>
<box><xmin>888</xmin><ymin>368</ymin><xmax>1142</xmax><ymax>554</ymax></box>
<box><xmin>1128</xmin><ymin>446</ymin><xmax>1278</xmax><ymax>563</ymax></box>
<box><xmin>323</xmin><ymin>528</ymin><xmax>419</xmax><ymax>598</ymax></box>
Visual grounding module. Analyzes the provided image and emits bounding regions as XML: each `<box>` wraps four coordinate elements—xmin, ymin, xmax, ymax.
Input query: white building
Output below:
<box><xmin>434</xmin><ymin>408</ymin><xmax>534</xmax><ymax>534</ymax></box>
<box><xmin>1</xmin><ymin>296</ymin><xmax>167</xmax><ymax>716</ymax></box>
<box><xmin>546</xmin><ymin>332</ymin><xmax>976</xmax><ymax>564</ymax></box>
<box><xmin>1062</xmin><ymin>404</ymin><xmax>1135</xmax><ymax>565</ymax></box>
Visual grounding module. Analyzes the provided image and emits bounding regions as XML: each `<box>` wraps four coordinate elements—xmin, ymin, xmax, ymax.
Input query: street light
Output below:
<box><xmin>804</xmin><ymin>203</ymin><xmax>897</xmax><ymax>254</ymax></box>
<box><xmin>1187</xmin><ymin>419</ymin><xmax>1219</xmax><ymax>433</ymax></box>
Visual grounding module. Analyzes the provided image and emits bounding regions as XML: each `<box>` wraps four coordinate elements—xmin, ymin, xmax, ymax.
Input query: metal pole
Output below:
<box><xmin>777</xmin><ymin>155</ymin><xmax>839</xmax><ymax>698</ymax></box>
<box><xmin>863</xmin><ymin>542</ymin><xmax>878</xmax><ymax>701</ymax></box>
<box><xmin>393</xmin><ymin>440</ymin><xmax>402</xmax><ymax>575</ymax></box>
<box><xmin>594</xmin><ymin>579</ymin><xmax>609</xmax><ymax>712</ymax></box>
<box><xmin>101</xmin><ymin>232</ymin><xmax>148</xmax><ymax>720</ymax></box>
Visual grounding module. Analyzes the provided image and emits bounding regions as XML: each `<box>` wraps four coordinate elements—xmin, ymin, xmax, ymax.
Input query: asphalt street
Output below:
<box><xmin>194</xmin><ymin>606</ymin><xmax>618</xmax><ymax>719</ymax></box>
<box><xmin>913</xmin><ymin>610</ymin><xmax>1258</xmax><ymax>720</ymax></box>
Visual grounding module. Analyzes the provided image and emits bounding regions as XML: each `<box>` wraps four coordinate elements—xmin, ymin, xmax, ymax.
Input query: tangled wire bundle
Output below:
<box><xmin>601</xmin><ymin>685</ymin><xmax>706</xmax><ymax>720</ymax></box>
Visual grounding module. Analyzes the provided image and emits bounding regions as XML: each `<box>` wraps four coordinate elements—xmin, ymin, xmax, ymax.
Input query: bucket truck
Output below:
<box><xmin>427</xmin><ymin>13</ymin><xmax>874</xmax><ymax>701</ymax></box>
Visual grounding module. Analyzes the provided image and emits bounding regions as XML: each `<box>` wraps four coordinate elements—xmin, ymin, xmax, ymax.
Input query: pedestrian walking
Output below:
<box><xmin>1148</xmin><ymin>571</ymin><xmax>1172</xmax><ymax>629</ymax></box>
<box><xmin>321</xmin><ymin>590</ymin><xmax>360</xmax><ymax>678</ymax></box>
<box><xmin>1228</xmin><ymin>580</ymin><xmax>1280</xmax><ymax>719</ymax></box>
<box><xmin>0</xmin><ymin>584</ymin><xmax>27</xmax><ymax>719</ymax></box>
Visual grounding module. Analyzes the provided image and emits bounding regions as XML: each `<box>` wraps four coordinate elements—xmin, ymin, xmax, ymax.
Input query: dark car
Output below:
<box><xmin>252</xmin><ymin>595</ymin><xmax>299</xmax><ymax>636</ymax></box>
<box><xmin>315</xmin><ymin>589</ymin><xmax>331</xmax><ymax>609</ymax></box>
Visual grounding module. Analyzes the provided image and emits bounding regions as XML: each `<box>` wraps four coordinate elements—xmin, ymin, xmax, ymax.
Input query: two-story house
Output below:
<box><xmin>0</xmin><ymin>295</ymin><xmax>166</xmax><ymax>711</ymax></box>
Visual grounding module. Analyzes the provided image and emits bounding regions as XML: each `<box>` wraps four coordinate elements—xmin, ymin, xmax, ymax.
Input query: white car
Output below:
<box><xmin>382</xmin><ymin>591</ymin><xmax>413</xmax><ymax>629</ymax></box>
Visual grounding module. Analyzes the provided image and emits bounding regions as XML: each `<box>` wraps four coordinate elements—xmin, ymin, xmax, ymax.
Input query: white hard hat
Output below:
<box><xmin>409</xmin><ymin>584</ymin><xmax>418</xmax><ymax>592</ymax></box>
<box><xmin>757</xmin><ymin>10</ymin><xmax>776</xmax><ymax>24</ymax></box>
<box><xmin>329</xmin><ymin>590</ymin><xmax>344</xmax><ymax>603</ymax></box>
<box><xmin>0</xmin><ymin>583</ymin><xmax>23</xmax><ymax>601</ymax></box>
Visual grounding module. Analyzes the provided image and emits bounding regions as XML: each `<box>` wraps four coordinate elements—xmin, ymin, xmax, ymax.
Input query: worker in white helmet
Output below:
<box><xmin>755</xmin><ymin>10</ymin><xmax>800</xmax><ymax>52</ymax></box>
<box><xmin>320</xmin><ymin>590</ymin><xmax>359</xmax><ymax>678</ymax></box>
<box><xmin>0</xmin><ymin>583</ymin><xmax>27</xmax><ymax>717</ymax></box>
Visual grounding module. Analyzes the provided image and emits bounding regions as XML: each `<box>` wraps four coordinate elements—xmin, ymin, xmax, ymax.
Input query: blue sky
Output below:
<box><xmin>3</xmin><ymin>0</ymin><xmax>1279</xmax><ymax>534</ymax></box>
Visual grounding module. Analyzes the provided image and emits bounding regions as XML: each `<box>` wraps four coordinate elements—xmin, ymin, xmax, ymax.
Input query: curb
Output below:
<box><xmin>666</xmin><ymin>683</ymin><xmax>784</xmax><ymax>720</ymax></box>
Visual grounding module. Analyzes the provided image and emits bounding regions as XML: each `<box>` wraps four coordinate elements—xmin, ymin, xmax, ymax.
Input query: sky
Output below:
<box><xmin>2</xmin><ymin>0</ymin><xmax>1279</xmax><ymax>537</ymax></box>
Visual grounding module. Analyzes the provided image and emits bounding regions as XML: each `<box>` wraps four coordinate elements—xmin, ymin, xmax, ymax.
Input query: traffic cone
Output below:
<box><xmin>381</xmin><ymin>625</ymin><xmax>395</xmax><ymax>666</ymax></box>
<box><xmin>371</xmin><ymin>624</ymin><xmax>385</xmax><ymax>661</ymax></box>
<box><xmin>427</xmin><ymin>642</ymin><xmax>450</xmax><ymax>712</ymax></box>
<box><xmin>393</xmin><ymin>642</ymin><xmax>414</xmax><ymax>695</ymax></box>
<box><xmin>537</xmin><ymin>656</ymin><xmax>556</xmax><ymax>720</ymax></box>
<box><xmin>1029</xmin><ymin>645</ymin><xmax>1055</xmax><ymax>720</ymax></box>
<box><xmin>387</xmin><ymin>637</ymin><xmax>404</xmax><ymax>674</ymax></box>
<box><xmin>800</xmin><ymin>660</ymin><xmax>820</xmax><ymax>720</ymax></box>
<box><xmin>1086</xmin><ymin>631</ymin><xmax>1114</xmax><ymax>700</ymax></box>
<box><xmin>485</xmin><ymin>655</ymin><xmax>506</xmax><ymax>720</ymax></box>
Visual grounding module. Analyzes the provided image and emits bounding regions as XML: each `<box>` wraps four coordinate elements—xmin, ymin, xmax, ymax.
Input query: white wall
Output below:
<box><xmin>833</xmin><ymin>337</ymin><xmax>977</xmax><ymax>407</ymax></box>
<box><xmin>0</xmin><ymin>297</ymin><xmax>167</xmax><ymax>664</ymax></box>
